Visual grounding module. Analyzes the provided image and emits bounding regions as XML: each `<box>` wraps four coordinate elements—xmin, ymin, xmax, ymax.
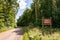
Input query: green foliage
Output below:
<box><xmin>0</xmin><ymin>0</ymin><xmax>19</xmax><ymax>32</ymax></box>
<box><xmin>23</xmin><ymin>27</ymin><xmax>41</xmax><ymax>40</ymax></box>
<box><xmin>17</xmin><ymin>9</ymin><xmax>33</xmax><ymax>26</ymax></box>
<box><xmin>23</xmin><ymin>33</ymin><xmax>29</xmax><ymax>40</ymax></box>
<box><xmin>17</xmin><ymin>0</ymin><xmax>60</xmax><ymax>27</ymax></box>
<box><xmin>0</xmin><ymin>26</ymin><xmax>14</xmax><ymax>32</ymax></box>
<box><xmin>23</xmin><ymin>27</ymin><xmax>60</xmax><ymax>40</ymax></box>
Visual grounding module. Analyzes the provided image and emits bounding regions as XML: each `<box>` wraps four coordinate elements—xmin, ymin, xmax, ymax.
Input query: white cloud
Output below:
<box><xmin>18</xmin><ymin>0</ymin><xmax>27</xmax><ymax>9</ymax></box>
<box><xmin>21</xmin><ymin>0</ymin><xmax>26</xmax><ymax>1</ymax></box>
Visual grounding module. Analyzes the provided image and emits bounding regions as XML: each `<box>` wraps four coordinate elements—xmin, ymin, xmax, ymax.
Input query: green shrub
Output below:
<box><xmin>23</xmin><ymin>27</ymin><xmax>42</xmax><ymax>40</ymax></box>
<box><xmin>23</xmin><ymin>27</ymin><xmax>60</xmax><ymax>40</ymax></box>
<box><xmin>0</xmin><ymin>26</ymin><xmax>14</xmax><ymax>32</ymax></box>
<box><xmin>23</xmin><ymin>33</ymin><xmax>29</xmax><ymax>40</ymax></box>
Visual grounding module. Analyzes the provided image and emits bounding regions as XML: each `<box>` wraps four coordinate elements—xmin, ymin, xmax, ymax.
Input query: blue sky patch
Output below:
<box><xmin>16</xmin><ymin>0</ymin><xmax>33</xmax><ymax>20</ymax></box>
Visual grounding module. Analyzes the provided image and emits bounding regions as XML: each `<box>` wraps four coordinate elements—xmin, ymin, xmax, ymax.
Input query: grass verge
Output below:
<box><xmin>0</xmin><ymin>27</ymin><xmax>14</xmax><ymax>32</ymax></box>
<box><xmin>23</xmin><ymin>26</ymin><xmax>60</xmax><ymax>40</ymax></box>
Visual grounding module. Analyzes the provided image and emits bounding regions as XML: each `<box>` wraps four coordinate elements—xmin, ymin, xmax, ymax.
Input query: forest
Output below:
<box><xmin>17</xmin><ymin>0</ymin><xmax>60</xmax><ymax>40</ymax></box>
<box><xmin>0</xmin><ymin>0</ymin><xmax>19</xmax><ymax>32</ymax></box>
<box><xmin>17</xmin><ymin>0</ymin><xmax>60</xmax><ymax>28</ymax></box>
<box><xmin>0</xmin><ymin>0</ymin><xmax>60</xmax><ymax>40</ymax></box>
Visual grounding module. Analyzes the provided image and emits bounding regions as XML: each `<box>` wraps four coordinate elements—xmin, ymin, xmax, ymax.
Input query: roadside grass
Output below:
<box><xmin>0</xmin><ymin>27</ymin><xmax>14</xmax><ymax>32</ymax></box>
<box><xmin>23</xmin><ymin>26</ymin><xmax>60</xmax><ymax>40</ymax></box>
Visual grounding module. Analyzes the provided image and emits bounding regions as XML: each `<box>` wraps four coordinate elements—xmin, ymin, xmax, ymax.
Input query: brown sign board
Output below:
<box><xmin>44</xmin><ymin>19</ymin><xmax>51</xmax><ymax>25</ymax></box>
<box><xmin>42</xmin><ymin>17</ymin><xmax>52</xmax><ymax>34</ymax></box>
<box><xmin>42</xmin><ymin>17</ymin><xmax>52</xmax><ymax>25</ymax></box>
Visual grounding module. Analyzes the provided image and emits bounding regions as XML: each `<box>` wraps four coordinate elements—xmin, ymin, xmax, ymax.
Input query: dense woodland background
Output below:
<box><xmin>0</xmin><ymin>0</ymin><xmax>19</xmax><ymax>32</ymax></box>
<box><xmin>17</xmin><ymin>0</ymin><xmax>60</xmax><ymax>28</ymax></box>
<box><xmin>0</xmin><ymin>0</ymin><xmax>60</xmax><ymax>32</ymax></box>
<box><xmin>0</xmin><ymin>0</ymin><xmax>60</xmax><ymax>40</ymax></box>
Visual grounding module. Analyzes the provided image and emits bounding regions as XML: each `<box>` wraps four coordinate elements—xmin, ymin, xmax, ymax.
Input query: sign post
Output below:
<box><xmin>42</xmin><ymin>17</ymin><xmax>52</xmax><ymax>34</ymax></box>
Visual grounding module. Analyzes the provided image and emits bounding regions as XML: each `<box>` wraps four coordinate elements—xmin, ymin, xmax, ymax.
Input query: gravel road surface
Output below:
<box><xmin>0</xmin><ymin>28</ymin><xmax>23</xmax><ymax>40</ymax></box>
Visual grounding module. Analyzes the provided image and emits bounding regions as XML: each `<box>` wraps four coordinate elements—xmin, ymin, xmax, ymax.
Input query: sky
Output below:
<box><xmin>16</xmin><ymin>0</ymin><xmax>33</xmax><ymax>20</ymax></box>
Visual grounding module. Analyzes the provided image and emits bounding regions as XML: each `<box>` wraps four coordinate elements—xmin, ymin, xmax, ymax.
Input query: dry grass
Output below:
<box><xmin>23</xmin><ymin>27</ymin><xmax>60</xmax><ymax>40</ymax></box>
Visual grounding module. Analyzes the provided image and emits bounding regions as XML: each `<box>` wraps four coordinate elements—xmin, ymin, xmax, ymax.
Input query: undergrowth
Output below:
<box><xmin>23</xmin><ymin>26</ymin><xmax>60</xmax><ymax>40</ymax></box>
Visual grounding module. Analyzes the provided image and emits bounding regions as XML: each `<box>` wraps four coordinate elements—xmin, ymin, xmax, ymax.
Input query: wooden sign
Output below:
<box><xmin>42</xmin><ymin>17</ymin><xmax>52</xmax><ymax>34</ymax></box>
<box><xmin>44</xmin><ymin>19</ymin><xmax>51</xmax><ymax>24</ymax></box>
<box><xmin>42</xmin><ymin>17</ymin><xmax>52</xmax><ymax>25</ymax></box>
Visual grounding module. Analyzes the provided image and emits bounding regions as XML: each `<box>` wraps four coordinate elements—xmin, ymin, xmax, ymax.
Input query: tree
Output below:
<box><xmin>0</xmin><ymin>0</ymin><xmax>19</xmax><ymax>30</ymax></box>
<box><xmin>17</xmin><ymin>0</ymin><xmax>60</xmax><ymax>27</ymax></box>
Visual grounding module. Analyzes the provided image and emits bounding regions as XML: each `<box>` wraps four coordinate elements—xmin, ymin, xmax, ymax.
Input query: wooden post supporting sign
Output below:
<box><xmin>42</xmin><ymin>17</ymin><xmax>52</xmax><ymax>34</ymax></box>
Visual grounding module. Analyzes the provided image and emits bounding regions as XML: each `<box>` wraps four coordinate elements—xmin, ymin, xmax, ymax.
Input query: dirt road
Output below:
<box><xmin>0</xmin><ymin>28</ymin><xmax>23</xmax><ymax>40</ymax></box>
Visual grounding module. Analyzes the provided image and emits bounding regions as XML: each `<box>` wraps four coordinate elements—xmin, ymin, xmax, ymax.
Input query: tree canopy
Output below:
<box><xmin>17</xmin><ymin>0</ymin><xmax>60</xmax><ymax>27</ymax></box>
<box><xmin>0</xmin><ymin>0</ymin><xmax>19</xmax><ymax>29</ymax></box>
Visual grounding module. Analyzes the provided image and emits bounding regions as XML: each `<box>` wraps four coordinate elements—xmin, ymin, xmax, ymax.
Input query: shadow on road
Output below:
<box><xmin>13</xmin><ymin>28</ymin><xmax>24</xmax><ymax>35</ymax></box>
